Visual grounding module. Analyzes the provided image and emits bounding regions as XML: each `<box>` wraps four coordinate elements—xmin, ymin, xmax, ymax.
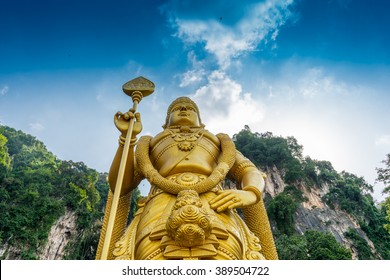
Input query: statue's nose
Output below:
<box><xmin>180</xmin><ymin>106</ymin><xmax>187</xmax><ymax>111</ymax></box>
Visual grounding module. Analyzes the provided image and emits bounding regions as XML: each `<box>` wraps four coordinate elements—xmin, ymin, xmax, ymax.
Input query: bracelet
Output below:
<box><xmin>118</xmin><ymin>135</ymin><xmax>137</xmax><ymax>147</ymax></box>
<box><xmin>243</xmin><ymin>186</ymin><xmax>262</xmax><ymax>203</ymax></box>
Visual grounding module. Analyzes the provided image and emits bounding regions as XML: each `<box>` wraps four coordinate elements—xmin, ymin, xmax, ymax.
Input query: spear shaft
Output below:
<box><xmin>100</xmin><ymin>97</ymin><xmax>139</xmax><ymax>259</ymax></box>
<box><xmin>99</xmin><ymin>77</ymin><xmax>154</xmax><ymax>260</ymax></box>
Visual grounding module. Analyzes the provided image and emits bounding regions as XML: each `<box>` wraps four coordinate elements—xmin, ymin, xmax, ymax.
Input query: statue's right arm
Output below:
<box><xmin>108</xmin><ymin>111</ymin><xmax>143</xmax><ymax>196</ymax></box>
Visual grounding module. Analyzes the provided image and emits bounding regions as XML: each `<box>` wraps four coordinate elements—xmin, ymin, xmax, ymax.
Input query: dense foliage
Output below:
<box><xmin>344</xmin><ymin>228</ymin><xmax>374</xmax><ymax>259</ymax></box>
<box><xmin>0</xmin><ymin>125</ymin><xmax>109</xmax><ymax>259</ymax></box>
<box><xmin>234</xmin><ymin>126</ymin><xmax>390</xmax><ymax>259</ymax></box>
<box><xmin>377</xmin><ymin>153</ymin><xmax>390</xmax><ymax>235</ymax></box>
<box><xmin>322</xmin><ymin>171</ymin><xmax>390</xmax><ymax>259</ymax></box>
<box><xmin>276</xmin><ymin>230</ymin><xmax>352</xmax><ymax>260</ymax></box>
<box><xmin>266</xmin><ymin>188</ymin><xmax>301</xmax><ymax>236</ymax></box>
<box><xmin>233</xmin><ymin>126</ymin><xmax>339</xmax><ymax>187</ymax></box>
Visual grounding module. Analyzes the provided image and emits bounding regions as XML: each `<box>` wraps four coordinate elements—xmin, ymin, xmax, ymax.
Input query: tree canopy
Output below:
<box><xmin>376</xmin><ymin>153</ymin><xmax>390</xmax><ymax>236</ymax></box>
<box><xmin>0</xmin><ymin>125</ymin><xmax>109</xmax><ymax>259</ymax></box>
<box><xmin>234</xmin><ymin>126</ymin><xmax>390</xmax><ymax>259</ymax></box>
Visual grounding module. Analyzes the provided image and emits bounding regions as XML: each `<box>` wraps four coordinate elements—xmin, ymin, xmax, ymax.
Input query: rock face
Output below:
<box><xmin>0</xmin><ymin>210</ymin><xmax>77</xmax><ymax>260</ymax></box>
<box><xmin>294</xmin><ymin>206</ymin><xmax>379</xmax><ymax>259</ymax></box>
<box><xmin>39</xmin><ymin>210</ymin><xmax>77</xmax><ymax>260</ymax></box>
<box><xmin>264</xmin><ymin>166</ymin><xmax>286</xmax><ymax>196</ymax></box>
<box><xmin>0</xmin><ymin>242</ymin><xmax>22</xmax><ymax>260</ymax></box>
<box><xmin>263</xmin><ymin>166</ymin><xmax>380</xmax><ymax>260</ymax></box>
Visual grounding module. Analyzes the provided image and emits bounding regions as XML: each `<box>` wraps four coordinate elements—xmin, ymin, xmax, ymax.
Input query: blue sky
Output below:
<box><xmin>1</xmin><ymin>0</ymin><xmax>389</xmax><ymax>200</ymax></box>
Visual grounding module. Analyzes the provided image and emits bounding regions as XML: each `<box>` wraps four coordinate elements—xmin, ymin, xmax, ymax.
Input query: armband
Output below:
<box><xmin>119</xmin><ymin>135</ymin><xmax>137</xmax><ymax>147</ymax></box>
<box><xmin>243</xmin><ymin>186</ymin><xmax>262</xmax><ymax>203</ymax></box>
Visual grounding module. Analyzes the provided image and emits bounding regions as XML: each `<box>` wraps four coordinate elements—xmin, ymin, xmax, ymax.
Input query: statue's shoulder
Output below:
<box><xmin>202</xmin><ymin>129</ymin><xmax>221</xmax><ymax>146</ymax></box>
<box><xmin>149</xmin><ymin>130</ymin><xmax>170</xmax><ymax>147</ymax></box>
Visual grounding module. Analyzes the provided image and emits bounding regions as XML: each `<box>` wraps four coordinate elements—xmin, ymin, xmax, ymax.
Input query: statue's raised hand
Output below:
<box><xmin>114</xmin><ymin>110</ymin><xmax>142</xmax><ymax>137</ymax></box>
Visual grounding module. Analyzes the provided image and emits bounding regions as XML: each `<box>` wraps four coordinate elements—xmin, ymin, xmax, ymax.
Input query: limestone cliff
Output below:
<box><xmin>39</xmin><ymin>210</ymin><xmax>77</xmax><ymax>260</ymax></box>
<box><xmin>264</xmin><ymin>165</ymin><xmax>381</xmax><ymax>260</ymax></box>
<box><xmin>0</xmin><ymin>210</ymin><xmax>77</xmax><ymax>260</ymax></box>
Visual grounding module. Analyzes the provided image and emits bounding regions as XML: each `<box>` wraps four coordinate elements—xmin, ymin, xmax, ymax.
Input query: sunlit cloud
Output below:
<box><xmin>177</xmin><ymin>51</ymin><xmax>207</xmax><ymax>87</ymax></box>
<box><xmin>168</xmin><ymin>1</ymin><xmax>293</xmax><ymax>135</ymax></box>
<box><xmin>191</xmin><ymin>70</ymin><xmax>265</xmax><ymax>135</ymax></box>
<box><xmin>298</xmin><ymin>68</ymin><xmax>351</xmax><ymax>99</ymax></box>
<box><xmin>179</xmin><ymin>69</ymin><xmax>207</xmax><ymax>87</ymax></box>
<box><xmin>174</xmin><ymin>0</ymin><xmax>294</xmax><ymax>69</ymax></box>
<box><xmin>375</xmin><ymin>135</ymin><xmax>390</xmax><ymax>146</ymax></box>
<box><xmin>261</xmin><ymin>65</ymin><xmax>355</xmax><ymax>102</ymax></box>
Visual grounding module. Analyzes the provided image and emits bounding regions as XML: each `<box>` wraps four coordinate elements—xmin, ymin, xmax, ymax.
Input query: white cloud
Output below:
<box><xmin>262</xmin><ymin>66</ymin><xmax>355</xmax><ymax>102</ymax></box>
<box><xmin>298</xmin><ymin>68</ymin><xmax>351</xmax><ymax>99</ymax></box>
<box><xmin>375</xmin><ymin>135</ymin><xmax>390</xmax><ymax>146</ymax></box>
<box><xmin>1</xmin><ymin>85</ymin><xmax>9</xmax><ymax>96</ymax></box>
<box><xmin>178</xmin><ymin>51</ymin><xmax>207</xmax><ymax>87</ymax></box>
<box><xmin>179</xmin><ymin>69</ymin><xmax>207</xmax><ymax>87</ymax></box>
<box><xmin>29</xmin><ymin>122</ymin><xmax>45</xmax><ymax>132</ymax></box>
<box><xmin>175</xmin><ymin>0</ymin><xmax>294</xmax><ymax>69</ymax></box>
<box><xmin>191</xmin><ymin>70</ymin><xmax>265</xmax><ymax>135</ymax></box>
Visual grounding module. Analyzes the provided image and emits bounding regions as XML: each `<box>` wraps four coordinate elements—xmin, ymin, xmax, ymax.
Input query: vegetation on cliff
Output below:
<box><xmin>376</xmin><ymin>153</ymin><xmax>390</xmax><ymax>235</ymax></box>
<box><xmin>234</xmin><ymin>126</ymin><xmax>390</xmax><ymax>259</ymax></box>
<box><xmin>0</xmin><ymin>125</ymin><xmax>140</xmax><ymax>259</ymax></box>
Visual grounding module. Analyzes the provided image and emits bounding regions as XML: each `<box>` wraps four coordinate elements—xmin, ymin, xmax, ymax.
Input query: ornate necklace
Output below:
<box><xmin>169</xmin><ymin>126</ymin><xmax>203</xmax><ymax>152</ymax></box>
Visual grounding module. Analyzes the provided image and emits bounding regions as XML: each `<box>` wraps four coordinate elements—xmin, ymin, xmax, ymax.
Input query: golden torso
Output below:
<box><xmin>110</xmin><ymin>128</ymin><xmax>270</xmax><ymax>260</ymax></box>
<box><xmin>150</xmin><ymin>128</ymin><xmax>221</xmax><ymax>178</ymax></box>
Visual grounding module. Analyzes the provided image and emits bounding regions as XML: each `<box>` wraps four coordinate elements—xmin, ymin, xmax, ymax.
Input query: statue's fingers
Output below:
<box><xmin>124</xmin><ymin>111</ymin><xmax>135</xmax><ymax>120</ymax></box>
<box><xmin>210</xmin><ymin>194</ymin><xmax>234</xmax><ymax>209</ymax></box>
<box><xmin>216</xmin><ymin>200</ymin><xmax>235</xmax><ymax>212</ymax></box>
<box><xmin>209</xmin><ymin>191</ymin><xmax>229</xmax><ymax>204</ymax></box>
<box><xmin>228</xmin><ymin>201</ymin><xmax>242</xmax><ymax>209</ymax></box>
<box><xmin>114</xmin><ymin>111</ymin><xmax>122</xmax><ymax>120</ymax></box>
<box><xmin>135</xmin><ymin>112</ymin><xmax>141</xmax><ymax>122</ymax></box>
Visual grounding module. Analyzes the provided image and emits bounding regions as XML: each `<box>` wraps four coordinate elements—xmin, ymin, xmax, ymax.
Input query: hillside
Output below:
<box><xmin>234</xmin><ymin>126</ymin><xmax>390</xmax><ymax>259</ymax></box>
<box><xmin>1</xmin><ymin>124</ymin><xmax>389</xmax><ymax>259</ymax></box>
<box><xmin>0</xmin><ymin>125</ymin><xmax>141</xmax><ymax>260</ymax></box>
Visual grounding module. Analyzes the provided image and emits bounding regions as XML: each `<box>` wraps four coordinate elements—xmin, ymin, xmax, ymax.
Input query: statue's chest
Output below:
<box><xmin>149</xmin><ymin>133</ymin><xmax>220</xmax><ymax>176</ymax></box>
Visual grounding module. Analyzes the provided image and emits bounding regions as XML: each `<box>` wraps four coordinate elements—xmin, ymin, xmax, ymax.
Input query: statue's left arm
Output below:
<box><xmin>209</xmin><ymin>150</ymin><xmax>265</xmax><ymax>212</ymax></box>
<box><xmin>209</xmin><ymin>150</ymin><xmax>279</xmax><ymax>260</ymax></box>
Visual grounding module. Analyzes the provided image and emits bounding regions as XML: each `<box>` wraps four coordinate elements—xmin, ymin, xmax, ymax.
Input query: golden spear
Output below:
<box><xmin>99</xmin><ymin>76</ymin><xmax>154</xmax><ymax>260</ymax></box>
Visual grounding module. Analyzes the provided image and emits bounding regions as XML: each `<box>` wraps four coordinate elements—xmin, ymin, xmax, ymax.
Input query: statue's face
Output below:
<box><xmin>167</xmin><ymin>102</ymin><xmax>200</xmax><ymax>127</ymax></box>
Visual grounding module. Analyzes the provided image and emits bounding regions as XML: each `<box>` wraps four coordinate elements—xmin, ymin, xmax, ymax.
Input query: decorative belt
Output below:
<box><xmin>147</xmin><ymin>172</ymin><xmax>222</xmax><ymax>199</ymax></box>
<box><xmin>166</xmin><ymin>172</ymin><xmax>207</xmax><ymax>186</ymax></box>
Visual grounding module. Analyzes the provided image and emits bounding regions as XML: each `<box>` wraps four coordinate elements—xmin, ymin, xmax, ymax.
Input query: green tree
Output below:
<box><xmin>304</xmin><ymin>230</ymin><xmax>352</xmax><ymax>260</ymax></box>
<box><xmin>315</xmin><ymin>160</ymin><xmax>338</xmax><ymax>185</ymax></box>
<box><xmin>383</xmin><ymin>199</ymin><xmax>390</xmax><ymax>235</ymax></box>
<box><xmin>267</xmin><ymin>192</ymin><xmax>299</xmax><ymax>236</ymax></box>
<box><xmin>376</xmin><ymin>153</ymin><xmax>390</xmax><ymax>235</ymax></box>
<box><xmin>233</xmin><ymin>126</ymin><xmax>304</xmax><ymax>183</ymax></box>
<box><xmin>344</xmin><ymin>228</ymin><xmax>373</xmax><ymax>259</ymax></box>
<box><xmin>322</xmin><ymin>172</ymin><xmax>373</xmax><ymax>216</ymax></box>
<box><xmin>276</xmin><ymin>234</ymin><xmax>308</xmax><ymax>260</ymax></box>
<box><xmin>276</xmin><ymin>231</ymin><xmax>352</xmax><ymax>260</ymax></box>
<box><xmin>0</xmin><ymin>133</ymin><xmax>11</xmax><ymax>175</ymax></box>
<box><xmin>0</xmin><ymin>125</ymin><xmax>108</xmax><ymax>259</ymax></box>
<box><xmin>377</xmin><ymin>154</ymin><xmax>390</xmax><ymax>193</ymax></box>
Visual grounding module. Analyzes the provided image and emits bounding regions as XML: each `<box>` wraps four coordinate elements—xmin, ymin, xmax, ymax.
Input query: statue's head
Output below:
<box><xmin>163</xmin><ymin>96</ymin><xmax>204</xmax><ymax>129</ymax></box>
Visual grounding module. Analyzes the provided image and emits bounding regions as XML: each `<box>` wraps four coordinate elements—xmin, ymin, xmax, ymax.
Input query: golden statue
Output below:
<box><xmin>96</xmin><ymin>77</ymin><xmax>277</xmax><ymax>260</ymax></box>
